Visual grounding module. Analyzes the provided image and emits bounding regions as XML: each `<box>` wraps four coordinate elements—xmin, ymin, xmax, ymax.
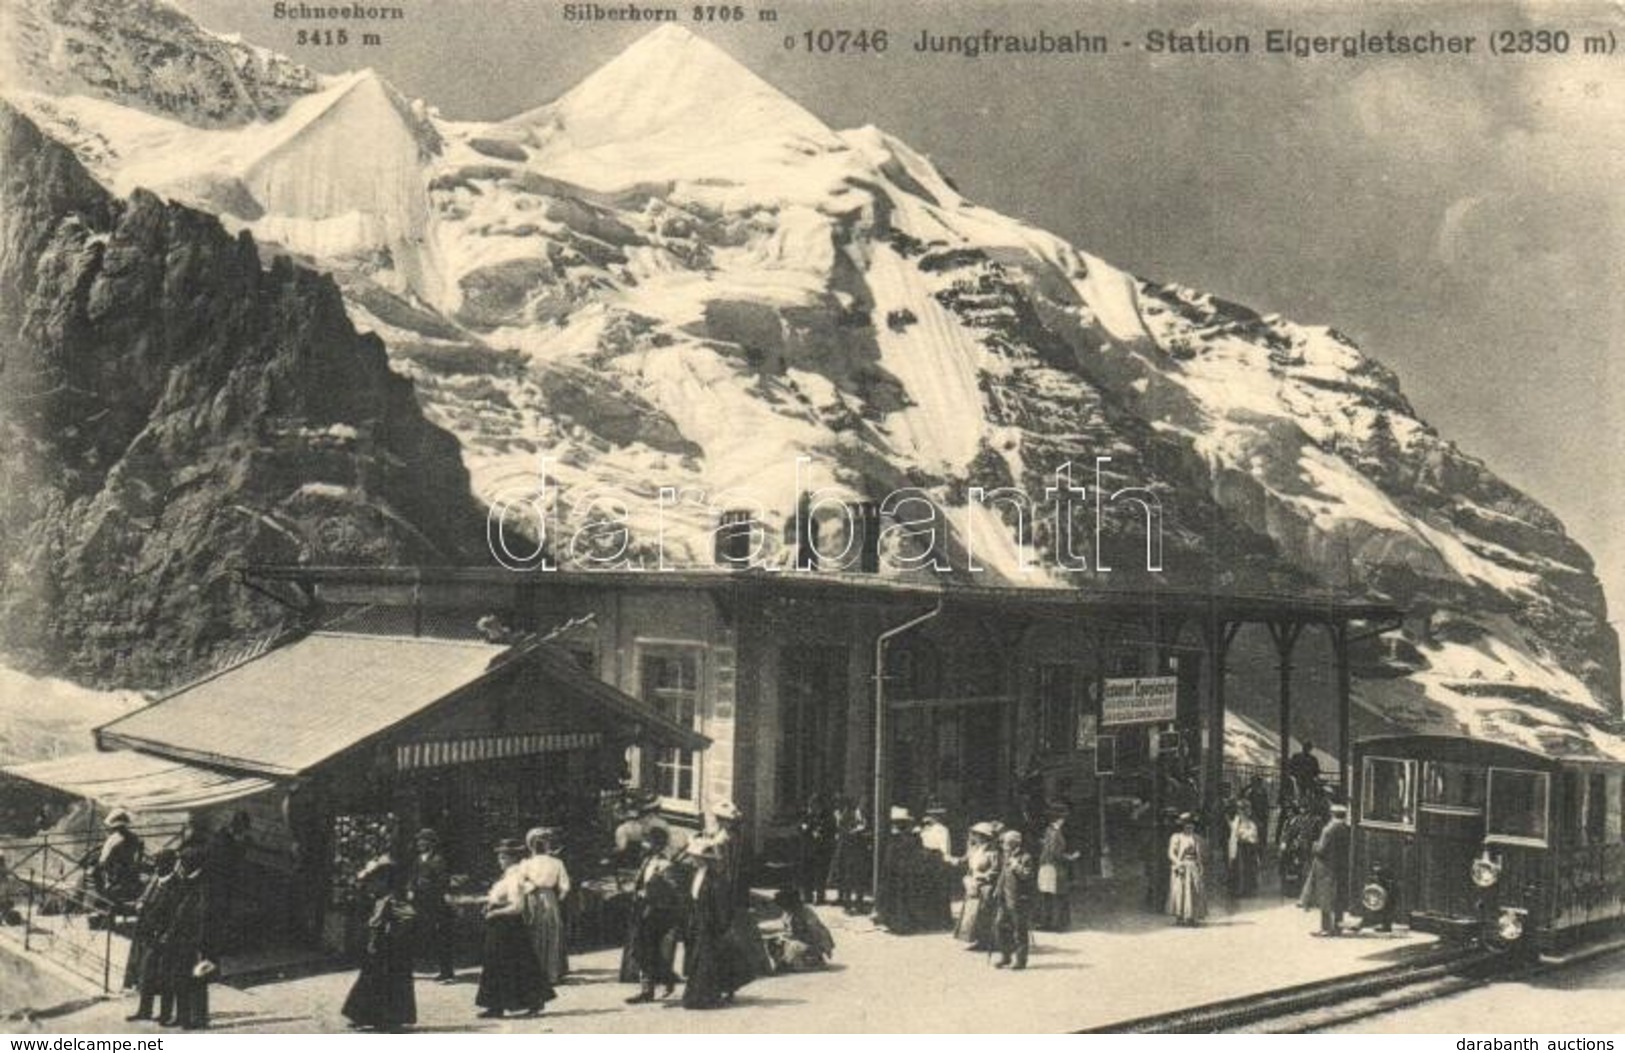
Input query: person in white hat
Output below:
<box><xmin>707</xmin><ymin>801</ymin><xmax>749</xmax><ymax>908</ymax></box>
<box><xmin>991</xmin><ymin>830</ymin><xmax>1036</xmax><ymax>968</ymax></box>
<box><xmin>704</xmin><ymin>802</ymin><xmax>769</xmax><ymax>986</ymax></box>
<box><xmin>679</xmin><ymin>837</ymin><xmax>741</xmax><ymax>1010</ymax></box>
<box><xmin>954</xmin><ymin>821</ymin><xmax>1000</xmax><ymax>949</ymax></box>
<box><xmin>92</xmin><ymin>807</ymin><xmax>144</xmax><ymax>911</ymax></box>
<box><xmin>341</xmin><ymin>855</ymin><xmax>416</xmax><ymax>1032</ymax></box>
<box><xmin>1166</xmin><ymin>813</ymin><xmax>1208</xmax><ymax>926</ymax></box>
<box><xmin>1302</xmin><ymin>802</ymin><xmax>1352</xmax><ymax>936</ymax></box>
<box><xmin>517</xmin><ymin>826</ymin><xmax>571</xmax><ymax>984</ymax></box>
<box><xmin>876</xmin><ymin>806</ymin><xmax>923</xmax><ymax>934</ymax></box>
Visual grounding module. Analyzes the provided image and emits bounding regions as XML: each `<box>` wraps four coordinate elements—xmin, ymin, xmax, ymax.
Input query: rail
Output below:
<box><xmin>3</xmin><ymin>821</ymin><xmax>186</xmax><ymax>993</ymax></box>
<box><xmin>17</xmin><ymin>866</ymin><xmax>129</xmax><ymax>992</ymax></box>
<box><xmin>1081</xmin><ymin>944</ymin><xmax>1496</xmax><ymax>1033</ymax></box>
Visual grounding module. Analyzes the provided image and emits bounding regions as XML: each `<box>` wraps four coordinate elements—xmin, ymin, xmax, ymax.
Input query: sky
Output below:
<box><xmin>177</xmin><ymin>0</ymin><xmax>1624</xmax><ymax>623</ymax></box>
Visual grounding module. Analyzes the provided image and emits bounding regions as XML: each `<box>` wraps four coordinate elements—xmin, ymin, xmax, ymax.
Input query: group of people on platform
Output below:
<box><xmin>336</xmin><ymin>798</ymin><xmax>812</xmax><ymax>1030</ymax></box>
<box><xmin>109</xmin><ymin>758</ymin><xmax>1394</xmax><ymax>1031</ymax></box>
<box><xmin>853</xmin><ymin>799</ymin><xmax>1080</xmax><ymax>970</ymax></box>
<box><xmin>116</xmin><ymin>810</ymin><xmax>254</xmax><ymax>1030</ymax></box>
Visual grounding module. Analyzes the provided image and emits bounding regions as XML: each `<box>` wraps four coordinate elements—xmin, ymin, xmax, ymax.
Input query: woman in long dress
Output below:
<box><xmin>954</xmin><ymin>822</ymin><xmax>999</xmax><ymax>949</ymax></box>
<box><xmin>1227</xmin><ymin>801</ymin><xmax>1261</xmax><ymax>898</ymax></box>
<box><xmin>342</xmin><ymin>856</ymin><xmax>417</xmax><ymax>1032</ymax></box>
<box><xmin>680</xmin><ymin>839</ymin><xmax>733</xmax><ymax>1010</ymax></box>
<box><xmin>708</xmin><ymin>803</ymin><xmax>769</xmax><ymax>983</ymax></box>
<box><xmin>1166</xmin><ymin>814</ymin><xmax>1207</xmax><ymax>926</ymax></box>
<box><xmin>476</xmin><ymin>841</ymin><xmax>551</xmax><ymax>1018</ymax></box>
<box><xmin>516</xmin><ymin>827</ymin><xmax>571</xmax><ymax>985</ymax></box>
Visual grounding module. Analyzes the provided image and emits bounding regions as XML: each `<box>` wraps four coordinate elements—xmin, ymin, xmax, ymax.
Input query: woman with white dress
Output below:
<box><xmin>516</xmin><ymin>827</ymin><xmax>571</xmax><ymax>985</ymax></box>
<box><xmin>1166</xmin><ymin>813</ymin><xmax>1207</xmax><ymax>926</ymax></box>
<box><xmin>954</xmin><ymin>822</ymin><xmax>999</xmax><ymax>949</ymax></box>
<box><xmin>1227</xmin><ymin>801</ymin><xmax>1262</xmax><ymax>898</ymax></box>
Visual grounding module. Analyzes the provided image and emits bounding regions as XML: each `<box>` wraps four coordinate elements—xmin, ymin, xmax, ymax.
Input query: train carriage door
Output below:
<box><xmin>1416</xmin><ymin>761</ymin><xmax>1486</xmax><ymax>919</ymax></box>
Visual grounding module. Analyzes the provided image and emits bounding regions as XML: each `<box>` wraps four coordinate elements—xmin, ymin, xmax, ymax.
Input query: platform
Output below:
<box><xmin>5</xmin><ymin>887</ymin><xmax>1442</xmax><ymax>1033</ymax></box>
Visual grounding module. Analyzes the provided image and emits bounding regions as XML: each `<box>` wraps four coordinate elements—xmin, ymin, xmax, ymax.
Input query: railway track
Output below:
<box><xmin>1082</xmin><ymin>945</ymin><xmax>1506</xmax><ymax>1034</ymax></box>
<box><xmin>1086</xmin><ymin>935</ymin><xmax>1625</xmax><ymax>1034</ymax></box>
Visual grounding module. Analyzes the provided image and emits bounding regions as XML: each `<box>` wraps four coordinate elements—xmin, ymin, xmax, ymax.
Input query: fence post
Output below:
<box><xmin>102</xmin><ymin>910</ymin><xmax>113</xmax><ymax>993</ymax></box>
<box><xmin>23</xmin><ymin>869</ymin><xmax>34</xmax><ymax>952</ymax></box>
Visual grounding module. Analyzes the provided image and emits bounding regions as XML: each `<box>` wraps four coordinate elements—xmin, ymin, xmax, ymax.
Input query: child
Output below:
<box><xmin>767</xmin><ymin>888</ymin><xmax>834</xmax><ymax>972</ymax></box>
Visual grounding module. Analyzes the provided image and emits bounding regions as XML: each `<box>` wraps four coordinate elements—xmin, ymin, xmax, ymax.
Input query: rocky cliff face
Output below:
<box><xmin>1</xmin><ymin>0</ymin><xmax>318</xmax><ymax>126</ymax></box>
<box><xmin>0</xmin><ymin>104</ymin><xmax>484</xmax><ymax>687</ymax></box>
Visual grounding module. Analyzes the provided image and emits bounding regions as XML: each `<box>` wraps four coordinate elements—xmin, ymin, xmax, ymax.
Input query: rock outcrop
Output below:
<box><xmin>0</xmin><ymin>104</ymin><xmax>485</xmax><ymax>686</ymax></box>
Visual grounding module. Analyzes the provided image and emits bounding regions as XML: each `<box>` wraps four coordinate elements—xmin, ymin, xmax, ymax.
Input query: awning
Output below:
<box><xmin>97</xmin><ymin>631</ymin><xmax>709</xmax><ymax>776</ymax></box>
<box><xmin>1</xmin><ymin>750</ymin><xmax>277</xmax><ymax>812</ymax></box>
<box><xmin>98</xmin><ymin>632</ymin><xmax>513</xmax><ymax>775</ymax></box>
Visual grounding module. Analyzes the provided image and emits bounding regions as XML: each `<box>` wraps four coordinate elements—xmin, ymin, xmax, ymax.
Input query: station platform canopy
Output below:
<box><xmin>2</xmin><ymin>749</ymin><xmax>275</xmax><ymax>813</ymax></box>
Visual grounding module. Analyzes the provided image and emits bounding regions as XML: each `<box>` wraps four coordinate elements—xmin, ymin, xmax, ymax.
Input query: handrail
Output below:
<box><xmin>6</xmin><ymin>823</ymin><xmax>185</xmax><ymax>994</ymax></box>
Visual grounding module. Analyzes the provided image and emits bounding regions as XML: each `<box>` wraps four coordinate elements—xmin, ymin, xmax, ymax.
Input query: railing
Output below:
<box><xmin>16</xmin><ymin>867</ymin><xmax>128</xmax><ymax>992</ymax></box>
<box><xmin>3</xmin><ymin>821</ymin><xmax>186</xmax><ymax>993</ymax></box>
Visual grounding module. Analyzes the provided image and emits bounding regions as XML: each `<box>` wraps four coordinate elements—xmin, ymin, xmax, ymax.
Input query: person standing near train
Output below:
<box><xmin>1301</xmin><ymin>803</ymin><xmax>1351</xmax><ymax>936</ymax></box>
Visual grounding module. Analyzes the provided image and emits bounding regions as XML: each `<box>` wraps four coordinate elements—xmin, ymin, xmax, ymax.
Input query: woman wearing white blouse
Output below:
<box><xmin>475</xmin><ymin>842</ymin><xmax>549</xmax><ymax>1018</ymax></box>
<box><xmin>517</xmin><ymin>827</ymin><xmax>571</xmax><ymax>985</ymax></box>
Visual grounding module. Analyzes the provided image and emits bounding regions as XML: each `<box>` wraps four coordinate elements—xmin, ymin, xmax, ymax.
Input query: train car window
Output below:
<box><xmin>1422</xmin><ymin>760</ymin><xmax>1485</xmax><ymax>813</ymax></box>
<box><xmin>1361</xmin><ymin>756</ymin><xmax>1416</xmax><ymax>828</ymax></box>
<box><xmin>1585</xmin><ymin>772</ymin><xmax>1607</xmax><ymax>844</ymax></box>
<box><xmin>1486</xmin><ymin>767</ymin><xmax>1550</xmax><ymax>846</ymax></box>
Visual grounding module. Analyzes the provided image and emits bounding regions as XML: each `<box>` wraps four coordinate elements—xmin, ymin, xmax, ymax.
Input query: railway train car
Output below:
<box><xmin>1352</xmin><ymin>734</ymin><xmax>1625</xmax><ymax>953</ymax></box>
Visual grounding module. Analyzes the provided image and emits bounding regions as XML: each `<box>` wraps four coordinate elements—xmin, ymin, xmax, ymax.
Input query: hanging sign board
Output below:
<box><xmin>1101</xmin><ymin>676</ymin><xmax>1178</xmax><ymax>726</ymax></box>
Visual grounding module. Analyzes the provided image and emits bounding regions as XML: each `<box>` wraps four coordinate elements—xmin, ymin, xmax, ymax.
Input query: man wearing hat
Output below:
<box><xmin>409</xmin><ymin>828</ymin><xmax>455</xmax><ymax>982</ymax></box>
<box><xmin>91</xmin><ymin>808</ymin><xmax>144</xmax><ymax>913</ymax></box>
<box><xmin>1037</xmin><ymin>801</ymin><xmax>1080</xmax><ymax>932</ymax></box>
<box><xmin>160</xmin><ymin>846</ymin><xmax>214</xmax><ymax>1029</ymax></box>
<box><xmin>991</xmin><ymin>829</ymin><xmax>1036</xmax><ymax>969</ymax></box>
<box><xmin>1301</xmin><ymin>802</ymin><xmax>1351</xmax><ymax>936</ymax></box>
<box><xmin>124</xmin><ymin>848</ymin><xmax>180</xmax><ymax>1023</ymax></box>
<box><xmin>623</xmin><ymin>826</ymin><xmax>681</xmax><ymax>1002</ymax></box>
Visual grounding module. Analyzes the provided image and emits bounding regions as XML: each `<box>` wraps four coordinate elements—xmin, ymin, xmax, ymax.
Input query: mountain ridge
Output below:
<box><xmin>0</xmin><ymin>10</ymin><xmax>1617</xmax><ymax>744</ymax></box>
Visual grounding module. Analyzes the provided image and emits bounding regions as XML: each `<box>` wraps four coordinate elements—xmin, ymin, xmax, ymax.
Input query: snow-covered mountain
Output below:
<box><xmin>2</xmin><ymin>8</ymin><xmax>1618</xmax><ymax>750</ymax></box>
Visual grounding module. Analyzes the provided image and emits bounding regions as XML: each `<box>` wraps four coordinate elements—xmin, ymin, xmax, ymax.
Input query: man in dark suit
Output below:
<box><xmin>161</xmin><ymin>847</ymin><xmax>214</xmax><ymax>1029</ymax></box>
<box><xmin>1302</xmin><ymin>803</ymin><xmax>1351</xmax><ymax>936</ymax></box>
<box><xmin>204</xmin><ymin>812</ymin><xmax>250</xmax><ymax>951</ymax></box>
<box><xmin>991</xmin><ymin>830</ymin><xmax>1036</xmax><ymax>969</ymax></box>
<box><xmin>625</xmin><ymin>827</ymin><xmax>681</xmax><ymax>1003</ymax></box>
<box><xmin>408</xmin><ymin>828</ymin><xmax>455</xmax><ymax>982</ymax></box>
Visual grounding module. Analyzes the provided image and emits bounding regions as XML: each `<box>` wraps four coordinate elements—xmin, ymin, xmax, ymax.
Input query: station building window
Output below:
<box><xmin>638</xmin><ymin>645</ymin><xmax>703</xmax><ymax>808</ymax></box>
